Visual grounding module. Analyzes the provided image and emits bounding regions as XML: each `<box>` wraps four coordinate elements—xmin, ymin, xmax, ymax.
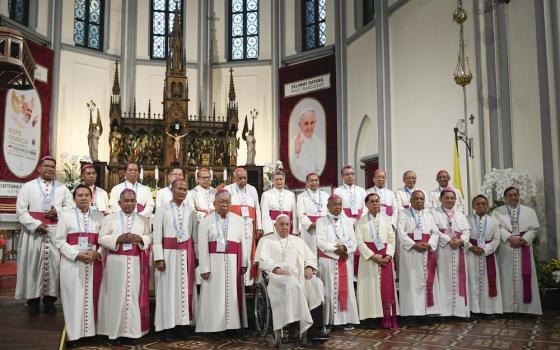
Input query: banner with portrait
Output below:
<box><xmin>0</xmin><ymin>38</ymin><xmax>53</xmax><ymax>213</ymax></box>
<box><xmin>279</xmin><ymin>54</ymin><xmax>337</xmax><ymax>188</ymax></box>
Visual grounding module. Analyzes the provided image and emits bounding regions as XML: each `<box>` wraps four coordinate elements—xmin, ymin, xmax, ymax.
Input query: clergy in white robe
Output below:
<box><xmin>225</xmin><ymin>167</ymin><xmax>262</xmax><ymax>285</ymax></box>
<box><xmin>432</xmin><ymin>189</ymin><xmax>470</xmax><ymax>317</ymax></box>
<box><xmin>297</xmin><ymin>173</ymin><xmax>329</xmax><ymax>254</ymax></box>
<box><xmin>467</xmin><ymin>195</ymin><xmax>503</xmax><ymax>315</ymax></box>
<box><xmin>15</xmin><ymin>156</ymin><xmax>74</xmax><ymax>316</ymax></box>
<box><xmin>366</xmin><ymin>169</ymin><xmax>398</xmax><ymax>227</ymax></box>
<box><xmin>109</xmin><ymin>162</ymin><xmax>155</xmax><ymax>217</ymax></box>
<box><xmin>355</xmin><ymin>193</ymin><xmax>398</xmax><ymax>328</ymax></box>
<box><xmin>196</xmin><ymin>190</ymin><xmax>248</xmax><ymax>333</ymax></box>
<box><xmin>397</xmin><ymin>190</ymin><xmax>441</xmax><ymax>316</ymax></box>
<box><xmin>289</xmin><ymin>109</ymin><xmax>326</xmax><ymax>182</ymax></box>
<box><xmin>427</xmin><ymin>170</ymin><xmax>465</xmax><ymax>213</ymax></box>
<box><xmin>155</xmin><ymin>167</ymin><xmax>184</xmax><ymax>209</ymax></box>
<box><xmin>493</xmin><ymin>187</ymin><xmax>542</xmax><ymax>315</ymax></box>
<box><xmin>53</xmin><ymin>185</ymin><xmax>104</xmax><ymax>343</ymax></box>
<box><xmin>98</xmin><ymin>189</ymin><xmax>152</xmax><ymax>340</ymax></box>
<box><xmin>186</xmin><ymin>168</ymin><xmax>216</xmax><ymax>222</ymax></box>
<box><xmin>261</xmin><ymin>171</ymin><xmax>298</xmax><ymax>235</ymax></box>
<box><xmin>395</xmin><ymin>170</ymin><xmax>426</xmax><ymax>213</ymax></box>
<box><xmin>316</xmin><ymin>194</ymin><xmax>360</xmax><ymax>328</ymax></box>
<box><xmin>255</xmin><ymin>215</ymin><xmax>329</xmax><ymax>342</ymax></box>
<box><xmin>80</xmin><ymin>163</ymin><xmax>110</xmax><ymax>213</ymax></box>
<box><xmin>153</xmin><ymin>179</ymin><xmax>198</xmax><ymax>338</ymax></box>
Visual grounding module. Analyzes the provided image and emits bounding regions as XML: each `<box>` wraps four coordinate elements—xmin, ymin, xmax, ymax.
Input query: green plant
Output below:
<box><xmin>536</xmin><ymin>259</ymin><xmax>560</xmax><ymax>289</ymax></box>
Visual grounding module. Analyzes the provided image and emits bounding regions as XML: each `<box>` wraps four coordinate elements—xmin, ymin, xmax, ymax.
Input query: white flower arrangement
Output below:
<box><xmin>57</xmin><ymin>154</ymin><xmax>91</xmax><ymax>191</ymax></box>
<box><xmin>553</xmin><ymin>271</ymin><xmax>560</xmax><ymax>284</ymax></box>
<box><xmin>263</xmin><ymin>160</ymin><xmax>286</xmax><ymax>191</ymax></box>
<box><xmin>480</xmin><ymin>168</ymin><xmax>537</xmax><ymax>206</ymax></box>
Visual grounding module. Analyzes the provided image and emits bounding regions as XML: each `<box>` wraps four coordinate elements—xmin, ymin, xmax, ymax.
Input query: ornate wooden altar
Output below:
<box><xmin>106</xmin><ymin>8</ymin><xmax>239</xmax><ymax>189</ymax></box>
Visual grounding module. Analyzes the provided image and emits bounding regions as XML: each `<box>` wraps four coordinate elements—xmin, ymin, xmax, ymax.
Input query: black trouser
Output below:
<box><xmin>27</xmin><ymin>296</ymin><xmax>57</xmax><ymax>305</ymax></box>
<box><xmin>308</xmin><ymin>304</ymin><xmax>325</xmax><ymax>336</ymax></box>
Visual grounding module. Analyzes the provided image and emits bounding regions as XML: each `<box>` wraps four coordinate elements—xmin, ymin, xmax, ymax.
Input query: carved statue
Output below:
<box><xmin>242</xmin><ymin>113</ymin><xmax>257</xmax><ymax>165</ymax></box>
<box><xmin>165</xmin><ymin>130</ymin><xmax>188</xmax><ymax>161</ymax></box>
<box><xmin>109</xmin><ymin>126</ymin><xmax>122</xmax><ymax>163</ymax></box>
<box><xmin>87</xmin><ymin>102</ymin><xmax>103</xmax><ymax>161</ymax></box>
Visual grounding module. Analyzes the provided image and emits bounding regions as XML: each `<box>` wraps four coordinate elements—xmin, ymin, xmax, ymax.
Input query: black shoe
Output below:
<box><xmin>65</xmin><ymin>340</ymin><xmax>78</xmax><ymax>348</ymax></box>
<box><xmin>28</xmin><ymin>303</ymin><xmax>40</xmax><ymax>316</ymax></box>
<box><xmin>163</xmin><ymin>329</ymin><xmax>174</xmax><ymax>342</ymax></box>
<box><xmin>287</xmin><ymin>322</ymin><xmax>300</xmax><ymax>342</ymax></box>
<box><xmin>175</xmin><ymin>326</ymin><xmax>190</xmax><ymax>339</ymax></box>
<box><xmin>43</xmin><ymin>303</ymin><xmax>57</xmax><ymax>315</ymax></box>
<box><xmin>307</xmin><ymin>328</ymin><xmax>329</xmax><ymax>342</ymax></box>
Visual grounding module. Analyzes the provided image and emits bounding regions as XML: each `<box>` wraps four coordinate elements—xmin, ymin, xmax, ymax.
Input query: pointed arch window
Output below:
<box><xmin>229</xmin><ymin>0</ymin><xmax>259</xmax><ymax>61</ymax></box>
<box><xmin>8</xmin><ymin>0</ymin><xmax>30</xmax><ymax>26</ymax></box>
<box><xmin>302</xmin><ymin>0</ymin><xmax>326</xmax><ymax>51</ymax></box>
<box><xmin>74</xmin><ymin>0</ymin><xmax>105</xmax><ymax>50</ymax></box>
<box><xmin>150</xmin><ymin>0</ymin><xmax>184</xmax><ymax>60</ymax></box>
<box><xmin>363</xmin><ymin>0</ymin><xmax>375</xmax><ymax>26</ymax></box>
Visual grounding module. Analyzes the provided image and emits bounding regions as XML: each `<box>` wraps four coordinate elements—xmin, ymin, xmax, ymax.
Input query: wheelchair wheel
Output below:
<box><xmin>253</xmin><ymin>282</ymin><xmax>271</xmax><ymax>337</ymax></box>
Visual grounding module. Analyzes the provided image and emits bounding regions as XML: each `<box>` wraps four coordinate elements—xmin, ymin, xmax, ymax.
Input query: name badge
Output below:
<box><xmin>380</xmin><ymin>206</ymin><xmax>387</xmax><ymax>215</ymax></box>
<box><xmin>413</xmin><ymin>228</ymin><xmax>422</xmax><ymax>241</ymax></box>
<box><xmin>42</xmin><ymin>198</ymin><xmax>53</xmax><ymax>211</ymax></box>
<box><xmin>373</xmin><ymin>238</ymin><xmax>385</xmax><ymax>251</ymax></box>
<box><xmin>217</xmin><ymin>239</ymin><xmax>227</xmax><ymax>253</ymax></box>
<box><xmin>512</xmin><ymin>222</ymin><xmax>519</xmax><ymax>234</ymax></box>
<box><xmin>122</xmin><ymin>243</ymin><xmax>133</xmax><ymax>251</ymax></box>
<box><xmin>241</xmin><ymin>206</ymin><xmax>250</xmax><ymax>217</ymax></box>
<box><xmin>351</xmin><ymin>207</ymin><xmax>358</xmax><ymax>216</ymax></box>
<box><xmin>78</xmin><ymin>236</ymin><xmax>89</xmax><ymax>251</ymax></box>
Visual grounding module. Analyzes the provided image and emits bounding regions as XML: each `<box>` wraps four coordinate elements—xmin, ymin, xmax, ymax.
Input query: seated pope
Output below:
<box><xmin>255</xmin><ymin>214</ymin><xmax>329</xmax><ymax>342</ymax></box>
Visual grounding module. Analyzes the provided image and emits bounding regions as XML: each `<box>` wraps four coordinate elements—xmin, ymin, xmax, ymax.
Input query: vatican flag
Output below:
<box><xmin>453</xmin><ymin>142</ymin><xmax>464</xmax><ymax>197</ymax></box>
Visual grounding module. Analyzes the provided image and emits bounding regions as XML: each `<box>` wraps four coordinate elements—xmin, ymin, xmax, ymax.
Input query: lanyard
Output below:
<box><xmin>74</xmin><ymin>208</ymin><xmax>91</xmax><ymax>232</ymax></box>
<box><xmin>124</xmin><ymin>181</ymin><xmax>139</xmax><ymax>194</ymax></box>
<box><xmin>328</xmin><ymin>216</ymin><xmax>345</xmax><ymax>241</ymax></box>
<box><xmin>344</xmin><ymin>184</ymin><xmax>355</xmax><ymax>207</ymax></box>
<box><xmin>404</xmin><ymin>186</ymin><xmax>414</xmax><ymax>199</ymax></box>
<box><xmin>236</xmin><ymin>185</ymin><xmax>247</xmax><ymax>205</ymax></box>
<box><xmin>444</xmin><ymin>208</ymin><xmax>455</xmax><ymax>228</ymax></box>
<box><xmin>367</xmin><ymin>213</ymin><xmax>380</xmax><ymax>240</ymax></box>
<box><xmin>308</xmin><ymin>189</ymin><xmax>322</xmax><ymax>212</ymax></box>
<box><xmin>475</xmin><ymin>215</ymin><xmax>487</xmax><ymax>240</ymax></box>
<box><xmin>215</xmin><ymin>213</ymin><xmax>229</xmax><ymax>240</ymax></box>
<box><xmin>507</xmin><ymin>206</ymin><xmax>520</xmax><ymax>224</ymax></box>
<box><xmin>36</xmin><ymin>178</ymin><xmax>55</xmax><ymax>201</ymax></box>
<box><xmin>170</xmin><ymin>201</ymin><xmax>187</xmax><ymax>236</ymax></box>
<box><xmin>374</xmin><ymin>187</ymin><xmax>386</xmax><ymax>204</ymax></box>
<box><xmin>275</xmin><ymin>188</ymin><xmax>285</xmax><ymax>209</ymax></box>
<box><xmin>409</xmin><ymin>207</ymin><xmax>423</xmax><ymax>229</ymax></box>
<box><xmin>119</xmin><ymin>212</ymin><xmax>136</xmax><ymax>234</ymax></box>
<box><xmin>90</xmin><ymin>185</ymin><xmax>96</xmax><ymax>206</ymax></box>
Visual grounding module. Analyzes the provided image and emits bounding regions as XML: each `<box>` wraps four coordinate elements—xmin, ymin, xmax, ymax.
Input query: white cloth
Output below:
<box><xmin>225</xmin><ymin>183</ymin><xmax>262</xmax><ymax>285</ymax></box>
<box><xmin>90</xmin><ymin>185</ymin><xmax>110</xmax><ymax>213</ymax></box>
<box><xmin>289</xmin><ymin>134</ymin><xmax>326</xmax><ymax>182</ymax></box>
<box><xmin>260</xmin><ymin>188</ymin><xmax>298</xmax><ymax>235</ymax></box>
<box><xmin>155</xmin><ymin>186</ymin><xmax>173</xmax><ymax>210</ymax></box>
<box><xmin>97</xmin><ymin>212</ymin><xmax>152</xmax><ymax>339</ymax></box>
<box><xmin>53</xmin><ymin>208</ymin><xmax>104</xmax><ymax>341</ymax></box>
<box><xmin>333</xmin><ymin>184</ymin><xmax>368</xmax><ymax>223</ymax></box>
<box><xmin>15</xmin><ymin>178</ymin><xmax>73</xmax><ymax>300</ymax></box>
<box><xmin>432</xmin><ymin>207</ymin><xmax>470</xmax><ymax>317</ymax></box>
<box><xmin>397</xmin><ymin>207</ymin><xmax>440</xmax><ymax>316</ymax></box>
<box><xmin>493</xmin><ymin>205</ymin><xmax>542</xmax><ymax>315</ymax></box>
<box><xmin>109</xmin><ymin>180</ymin><xmax>155</xmax><ymax>217</ymax></box>
<box><xmin>427</xmin><ymin>186</ymin><xmax>465</xmax><ymax>213</ymax></box>
<box><xmin>316</xmin><ymin>215</ymin><xmax>360</xmax><ymax>325</ymax></box>
<box><xmin>366</xmin><ymin>186</ymin><xmax>398</xmax><ymax>227</ymax></box>
<box><xmin>196</xmin><ymin>213</ymin><xmax>248</xmax><ymax>332</ymax></box>
<box><xmin>186</xmin><ymin>185</ymin><xmax>216</xmax><ymax>222</ymax></box>
<box><xmin>255</xmin><ymin>233</ymin><xmax>324</xmax><ymax>334</ymax></box>
<box><xmin>395</xmin><ymin>187</ymin><xmax>426</xmax><ymax>212</ymax></box>
<box><xmin>296</xmin><ymin>189</ymin><xmax>329</xmax><ymax>253</ymax></box>
<box><xmin>467</xmin><ymin>214</ymin><xmax>503</xmax><ymax>314</ymax></box>
<box><xmin>355</xmin><ymin>214</ymin><xmax>399</xmax><ymax>319</ymax></box>
<box><xmin>152</xmin><ymin>201</ymin><xmax>198</xmax><ymax>331</ymax></box>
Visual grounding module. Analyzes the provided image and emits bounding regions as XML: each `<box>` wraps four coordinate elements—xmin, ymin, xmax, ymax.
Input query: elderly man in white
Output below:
<box><xmin>427</xmin><ymin>169</ymin><xmax>465</xmax><ymax>212</ymax></box>
<box><xmin>109</xmin><ymin>162</ymin><xmax>154</xmax><ymax>217</ymax></box>
<box><xmin>255</xmin><ymin>215</ymin><xmax>329</xmax><ymax>342</ymax></box>
<box><xmin>155</xmin><ymin>167</ymin><xmax>184</xmax><ymax>209</ymax></box>
<box><xmin>297</xmin><ymin>172</ymin><xmax>329</xmax><ymax>253</ymax></box>
<box><xmin>289</xmin><ymin>109</ymin><xmax>326</xmax><ymax>181</ymax></box>
<box><xmin>261</xmin><ymin>171</ymin><xmax>298</xmax><ymax>236</ymax></box>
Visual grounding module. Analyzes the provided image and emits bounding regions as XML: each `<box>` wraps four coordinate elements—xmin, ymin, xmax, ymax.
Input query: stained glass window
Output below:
<box><xmin>150</xmin><ymin>0</ymin><xmax>184</xmax><ymax>60</ymax></box>
<box><xmin>302</xmin><ymin>0</ymin><xmax>326</xmax><ymax>51</ymax></box>
<box><xmin>74</xmin><ymin>0</ymin><xmax>104</xmax><ymax>51</ymax></box>
<box><xmin>229</xmin><ymin>0</ymin><xmax>259</xmax><ymax>61</ymax></box>
<box><xmin>8</xmin><ymin>0</ymin><xmax>29</xmax><ymax>26</ymax></box>
<box><xmin>363</xmin><ymin>0</ymin><xmax>375</xmax><ymax>26</ymax></box>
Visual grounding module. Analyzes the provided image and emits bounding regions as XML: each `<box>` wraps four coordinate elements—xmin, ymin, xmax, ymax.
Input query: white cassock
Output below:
<box><xmin>89</xmin><ymin>185</ymin><xmax>110</xmax><ymax>213</ymax></box>
<box><xmin>261</xmin><ymin>188</ymin><xmax>298</xmax><ymax>235</ymax></box>
<box><xmin>289</xmin><ymin>134</ymin><xmax>326</xmax><ymax>182</ymax></box>
<box><xmin>493</xmin><ymin>205</ymin><xmax>542</xmax><ymax>315</ymax></box>
<box><xmin>395</xmin><ymin>187</ymin><xmax>426</xmax><ymax>213</ymax></box>
<box><xmin>53</xmin><ymin>208</ymin><xmax>104</xmax><ymax>341</ymax></box>
<box><xmin>427</xmin><ymin>186</ymin><xmax>465</xmax><ymax>213</ymax></box>
<box><xmin>255</xmin><ymin>233</ymin><xmax>325</xmax><ymax>334</ymax></box>
<box><xmin>15</xmin><ymin>178</ymin><xmax>73</xmax><ymax>300</ymax></box>
<box><xmin>467</xmin><ymin>214</ymin><xmax>503</xmax><ymax>314</ymax></box>
<box><xmin>355</xmin><ymin>214</ymin><xmax>399</xmax><ymax>324</ymax></box>
<box><xmin>366</xmin><ymin>186</ymin><xmax>398</xmax><ymax>227</ymax></box>
<box><xmin>186</xmin><ymin>185</ymin><xmax>216</xmax><ymax>223</ymax></box>
<box><xmin>153</xmin><ymin>202</ymin><xmax>198</xmax><ymax>332</ymax></box>
<box><xmin>432</xmin><ymin>207</ymin><xmax>470</xmax><ymax>317</ymax></box>
<box><xmin>196</xmin><ymin>212</ymin><xmax>248</xmax><ymax>332</ymax></box>
<box><xmin>316</xmin><ymin>214</ymin><xmax>360</xmax><ymax>326</ymax></box>
<box><xmin>397</xmin><ymin>207</ymin><xmax>440</xmax><ymax>316</ymax></box>
<box><xmin>333</xmin><ymin>184</ymin><xmax>367</xmax><ymax>223</ymax></box>
<box><xmin>109</xmin><ymin>180</ymin><xmax>155</xmax><ymax>217</ymax></box>
<box><xmin>225</xmin><ymin>183</ymin><xmax>262</xmax><ymax>285</ymax></box>
<box><xmin>155</xmin><ymin>186</ymin><xmax>173</xmax><ymax>210</ymax></box>
<box><xmin>97</xmin><ymin>212</ymin><xmax>152</xmax><ymax>339</ymax></box>
<box><xmin>296</xmin><ymin>189</ymin><xmax>329</xmax><ymax>253</ymax></box>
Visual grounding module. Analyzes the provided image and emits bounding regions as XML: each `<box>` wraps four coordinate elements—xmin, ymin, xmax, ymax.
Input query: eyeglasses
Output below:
<box><xmin>199</xmin><ymin>176</ymin><xmax>211</xmax><ymax>179</ymax></box>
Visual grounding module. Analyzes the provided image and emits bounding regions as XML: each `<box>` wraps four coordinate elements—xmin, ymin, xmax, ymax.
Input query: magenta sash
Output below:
<box><xmin>108</xmin><ymin>244</ymin><xmax>150</xmax><ymax>332</ymax></box>
<box><xmin>208</xmin><ymin>241</ymin><xmax>243</xmax><ymax>317</ymax></box>
<box><xmin>67</xmin><ymin>232</ymin><xmax>102</xmax><ymax>322</ymax></box>
<box><xmin>307</xmin><ymin>215</ymin><xmax>321</xmax><ymax>223</ymax></box>
<box><xmin>136</xmin><ymin>203</ymin><xmax>145</xmax><ymax>213</ymax></box>
<box><xmin>505</xmin><ymin>230</ymin><xmax>532</xmax><ymax>303</ymax></box>
<box><xmin>343</xmin><ymin>207</ymin><xmax>362</xmax><ymax>219</ymax></box>
<box><xmin>319</xmin><ymin>250</ymin><xmax>349</xmax><ymax>312</ymax></box>
<box><xmin>381</xmin><ymin>204</ymin><xmax>394</xmax><ymax>216</ymax></box>
<box><xmin>269</xmin><ymin>210</ymin><xmax>295</xmax><ymax>234</ymax></box>
<box><xmin>364</xmin><ymin>242</ymin><xmax>397</xmax><ymax>328</ymax></box>
<box><xmin>162</xmin><ymin>237</ymin><xmax>195</xmax><ymax>321</ymax></box>
<box><xmin>469</xmin><ymin>239</ymin><xmax>498</xmax><ymax>297</ymax></box>
<box><xmin>439</xmin><ymin>229</ymin><xmax>468</xmax><ymax>305</ymax></box>
<box><xmin>407</xmin><ymin>233</ymin><xmax>437</xmax><ymax>307</ymax></box>
<box><xmin>30</xmin><ymin>211</ymin><xmax>58</xmax><ymax>225</ymax></box>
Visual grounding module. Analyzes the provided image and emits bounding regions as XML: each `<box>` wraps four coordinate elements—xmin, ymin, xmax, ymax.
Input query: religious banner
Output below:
<box><xmin>279</xmin><ymin>54</ymin><xmax>337</xmax><ymax>188</ymax></box>
<box><xmin>0</xmin><ymin>38</ymin><xmax>54</xmax><ymax>213</ymax></box>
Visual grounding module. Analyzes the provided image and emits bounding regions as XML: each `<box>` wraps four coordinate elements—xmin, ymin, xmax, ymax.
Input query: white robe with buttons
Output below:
<box><xmin>90</xmin><ymin>186</ymin><xmax>110</xmax><ymax>213</ymax></box>
<box><xmin>333</xmin><ymin>184</ymin><xmax>367</xmax><ymax>223</ymax></box>
<box><xmin>186</xmin><ymin>185</ymin><xmax>216</xmax><ymax>223</ymax></box>
<box><xmin>261</xmin><ymin>188</ymin><xmax>298</xmax><ymax>235</ymax></box>
<box><xmin>109</xmin><ymin>181</ymin><xmax>155</xmax><ymax>217</ymax></box>
<box><xmin>365</xmin><ymin>186</ymin><xmax>398</xmax><ymax>227</ymax></box>
<box><xmin>427</xmin><ymin>186</ymin><xmax>465</xmax><ymax>213</ymax></box>
<box><xmin>296</xmin><ymin>189</ymin><xmax>329</xmax><ymax>254</ymax></box>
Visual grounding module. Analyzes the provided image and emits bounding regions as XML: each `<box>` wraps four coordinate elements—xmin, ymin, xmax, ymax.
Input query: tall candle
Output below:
<box><xmin>139</xmin><ymin>166</ymin><xmax>144</xmax><ymax>182</ymax></box>
<box><xmin>223</xmin><ymin>168</ymin><xmax>227</xmax><ymax>182</ymax></box>
<box><xmin>155</xmin><ymin>166</ymin><xmax>159</xmax><ymax>181</ymax></box>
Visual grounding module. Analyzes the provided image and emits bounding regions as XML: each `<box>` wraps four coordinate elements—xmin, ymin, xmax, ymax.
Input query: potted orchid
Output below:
<box><xmin>480</xmin><ymin>168</ymin><xmax>537</xmax><ymax>209</ymax></box>
<box><xmin>57</xmin><ymin>153</ymin><xmax>91</xmax><ymax>191</ymax></box>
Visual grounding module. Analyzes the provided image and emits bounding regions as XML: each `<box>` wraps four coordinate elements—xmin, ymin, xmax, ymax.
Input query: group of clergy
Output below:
<box><xmin>14</xmin><ymin>156</ymin><xmax>543</xmax><ymax>347</ymax></box>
